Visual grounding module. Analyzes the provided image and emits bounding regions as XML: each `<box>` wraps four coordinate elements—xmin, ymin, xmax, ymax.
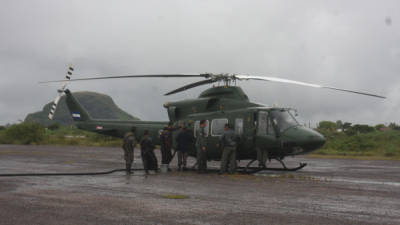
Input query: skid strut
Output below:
<box><xmin>238</xmin><ymin>158</ymin><xmax>307</xmax><ymax>173</ymax></box>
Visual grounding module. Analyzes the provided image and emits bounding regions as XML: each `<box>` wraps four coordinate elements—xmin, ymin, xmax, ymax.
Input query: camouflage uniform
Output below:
<box><xmin>219</xmin><ymin>128</ymin><xmax>238</xmax><ymax>174</ymax></box>
<box><xmin>195</xmin><ymin>127</ymin><xmax>207</xmax><ymax>173</ymax></box>
<box><xmin>122</xmin><ymin>131</ymin><xmax>136</xmax><ymax>174</ymax></box>
<box><xmin>140</xmin><ymin>135</ymin><xmax>158</xmax><ymax>174</ymax></box>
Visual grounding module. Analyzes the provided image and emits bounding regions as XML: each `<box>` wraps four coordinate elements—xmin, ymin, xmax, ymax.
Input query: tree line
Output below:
<box><xmin>317</xmin><ymin>120</ymin><xmax>400</xmax><ymax>136</ymax></box>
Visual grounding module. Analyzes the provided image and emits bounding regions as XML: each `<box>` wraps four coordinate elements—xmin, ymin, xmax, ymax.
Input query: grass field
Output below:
<box><xmin>310</xmin><ymin>130</ymin><xmax>400</xmax><ymax>160</ymax></box>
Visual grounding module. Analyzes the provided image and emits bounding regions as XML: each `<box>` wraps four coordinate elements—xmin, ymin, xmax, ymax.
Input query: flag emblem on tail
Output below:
<box><xmin>72</xmin><ymin>112</ymin><xmax>81</xmax><ymax>120</ymax></box>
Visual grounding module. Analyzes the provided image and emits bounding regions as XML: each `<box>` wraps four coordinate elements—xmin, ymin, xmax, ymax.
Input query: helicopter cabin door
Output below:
<box><xmin>209</xmin><ymin>118</ymin><xmax>229</xmax><ymax>159</ymax></box>
<box><xmin>256</xmin><ymin>111</ymin><xmax>278</xmax><ymax>150</ymax></box>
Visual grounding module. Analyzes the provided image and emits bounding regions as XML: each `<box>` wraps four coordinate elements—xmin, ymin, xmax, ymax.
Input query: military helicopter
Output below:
<box><xmin>43</xmin><ymin>68</ymin><xmax>385</xmax><ymax>171</ymax></box>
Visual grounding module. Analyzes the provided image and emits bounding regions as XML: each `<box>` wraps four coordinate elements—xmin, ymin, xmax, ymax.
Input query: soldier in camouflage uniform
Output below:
<box><xmin>218</xmin><ymin>123</ymin><xmax>238</xmax><ymax>174</ymax></box>
<box><xmin>122</xmin><ymin>127</ymin><xmax>137</xmax><ymax>174</ymax></box>
<box><xmin>196</xmin><ymin>120</ymin><xmax>208</xmax><ymax>173</ymax></box>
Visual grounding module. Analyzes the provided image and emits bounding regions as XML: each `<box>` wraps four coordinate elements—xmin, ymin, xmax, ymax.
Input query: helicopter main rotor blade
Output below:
<box><xmin>235</xmin><ymin>75</ymin><xmax>386</xmax><ymax>99</ymax></box>
<box><xmin>40</xmin><ymin>74</ymin><xmax>209</xmax><ymax>83</ymax></box>
<box><xmin>164</xmin><ymin>79</ymin><xmax>216</xmax><ymax>96</ymax></box>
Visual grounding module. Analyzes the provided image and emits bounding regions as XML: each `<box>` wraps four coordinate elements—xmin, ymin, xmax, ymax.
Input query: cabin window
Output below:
<box><xmin>267</xmin><ymin>118</ymin><xmax>275</xmax><ymax>136</ymax></box>
<box><xmin>194</xmin><ymin>120</ymin><xmax>209</xmax><ymax>137</ymax></box>
<box><xmin>257</xmin><ymin>112</ymin><xmax>268</xmax><ymax>136</ymax></box>
<box><xmin>211</xmin><ymin>118</ymin><xmax>229</xmax><ymax>136</ymax></box>
<box><xmin>235</xmin><ymin>118</ymin><xmax>243</xmax><ymax>136</ymax></box>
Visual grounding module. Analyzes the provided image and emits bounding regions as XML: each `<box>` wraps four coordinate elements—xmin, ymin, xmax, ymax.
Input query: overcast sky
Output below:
<box><xmin>0</xmin><ymin>0</ymin><xmax>399</xmax><ymax>126</ymax></box>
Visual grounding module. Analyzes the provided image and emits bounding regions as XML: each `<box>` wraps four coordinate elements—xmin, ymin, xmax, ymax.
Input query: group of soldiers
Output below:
<box><xmin>122</xmin><ymin>120</ymin><xmax>240</xmax><ymax>175</ymax></box>
<box><xmin>122</xmin><ymin>127</ymin><xmax>158</xmax><ymax>175</ymax></box>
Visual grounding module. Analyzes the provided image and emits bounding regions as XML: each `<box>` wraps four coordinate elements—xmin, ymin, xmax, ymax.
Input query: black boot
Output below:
<box><xmin>126</xmin><ymin>163</ymin><xmax>132</xmax><ymax>174</ymax></box>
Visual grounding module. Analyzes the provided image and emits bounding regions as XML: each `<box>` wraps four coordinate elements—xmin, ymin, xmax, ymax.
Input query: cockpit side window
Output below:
<box><xmin>270</xmin><ymin>110</ymin><xmax>299</xmax><ymax>132</ymax></box>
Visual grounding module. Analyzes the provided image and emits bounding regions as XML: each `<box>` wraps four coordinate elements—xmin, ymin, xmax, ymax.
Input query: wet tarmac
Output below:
<box><xmin>0</xmin><ymin>144</ymin><xmax>399</xmax><ymax>225</ymax></box>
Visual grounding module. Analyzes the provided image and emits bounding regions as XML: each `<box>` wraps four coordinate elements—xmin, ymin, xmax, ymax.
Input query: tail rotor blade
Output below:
<box><xmin>65</xmin><ymin>66</ymin><xmax>74</xmax><ymax>80</ymax></box>
<box><xmin>48</xmin><ymin>65</ymin><xmax>74</xmax><ymax>120</ymax></box>
<box><xmin>48</xmin><ymin>95</ymin><xmax>61</xmax><ymax>120</ymax></box>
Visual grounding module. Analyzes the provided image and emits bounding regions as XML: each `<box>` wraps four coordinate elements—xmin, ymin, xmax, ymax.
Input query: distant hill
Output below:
<box><xmin>25</xmin><ymin>91</ymin><xmax>139</xmax><ymax>126</ymax></box>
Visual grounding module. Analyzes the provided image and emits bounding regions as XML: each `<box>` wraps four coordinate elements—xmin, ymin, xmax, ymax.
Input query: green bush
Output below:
<box><xmin>47</xmin><ymin>123</ymin><xmax>61</xmax><ymax>130</ymax></box>
<box><xmin>0</xmin><ymin>122</ymin><xmax>46</xmax><ymax>144</ymax></box>
<box><xmin>318</xmin><ymin>121</ymin><xmax>337</xmax><ymax>132</ymax></box>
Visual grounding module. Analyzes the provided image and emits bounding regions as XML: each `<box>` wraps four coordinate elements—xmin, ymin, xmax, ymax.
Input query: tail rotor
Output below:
<box><xmin>48</xmin><ymin>66</ymin><xmax>74</xmax><ymax>120</ymax></box>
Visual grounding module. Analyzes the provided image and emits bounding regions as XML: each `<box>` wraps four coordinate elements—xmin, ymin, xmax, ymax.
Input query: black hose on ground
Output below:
<box><xmin>0</xmin><ymin>165</ymin><xmax>267</xmax><ymax>177</ymax></box>
<box><xmin>0</xmin><ymin>168</ymin><xmax>145</xmax><ymax>177</ymax></box>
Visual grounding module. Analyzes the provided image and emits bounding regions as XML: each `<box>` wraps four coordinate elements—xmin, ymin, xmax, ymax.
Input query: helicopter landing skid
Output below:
<box><xmin>239</xmin><ymin>159</ymin><xmax>307</xmax><ymax>174</ymax></box>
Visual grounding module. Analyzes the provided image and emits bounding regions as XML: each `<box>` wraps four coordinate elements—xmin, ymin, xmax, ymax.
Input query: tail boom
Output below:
<box><xmin>64</xmin><ymin>89</ymin><xmax>167</xmax><ymax>144</ymax></box>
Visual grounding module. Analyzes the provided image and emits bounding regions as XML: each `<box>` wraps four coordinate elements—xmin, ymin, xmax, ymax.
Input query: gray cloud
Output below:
<box><xmin>0</xmin><ymin>0</ymin><xmax>399</xmax><ymax>126</ymax></box>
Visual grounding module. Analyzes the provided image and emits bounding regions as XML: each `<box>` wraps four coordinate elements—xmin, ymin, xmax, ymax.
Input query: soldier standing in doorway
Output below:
<box><xmin>218</xmin><ymin>123</ymin><xmax>238</xmax><ymax>174</ymax></box>
<box><xmin>196</xmin><ymin>120</ymin><xmax>208</xmax><ymax>173</ymax></box>
<box><xmin>122</xmin><ymin>127</ymin><xmax>137</xmax><ymax>174</ymax></box>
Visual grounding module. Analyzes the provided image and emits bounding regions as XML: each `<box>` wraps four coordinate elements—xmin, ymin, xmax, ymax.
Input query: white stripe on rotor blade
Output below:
<box><xmin>235</xmin><ymin>74</ymin><xmax>385</xmax><ymax>98</ymax></box>
<box><xmin>236</xmin><ymin>75</ymin><xmax>321</xmax><ymax>88</ymax></box>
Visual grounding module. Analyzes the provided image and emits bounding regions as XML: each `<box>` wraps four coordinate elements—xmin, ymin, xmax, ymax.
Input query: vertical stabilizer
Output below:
<box><xmin>64</xmin><ymin>89</ymin><xmax>92</xmax><ymax>121</ymax></box>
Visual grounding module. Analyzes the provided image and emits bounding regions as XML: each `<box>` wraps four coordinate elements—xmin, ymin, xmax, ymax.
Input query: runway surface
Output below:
<box><xmin>0</xmin><ymin>144</ymin><xmax>399</xmax><ymax>225</ymax></box>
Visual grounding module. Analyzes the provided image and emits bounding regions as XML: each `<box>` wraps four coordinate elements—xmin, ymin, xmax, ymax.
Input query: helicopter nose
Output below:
<box><xmin>282</xmin><ymin>126</ymin><xmax>326</xmax><ymax>154</ymax></box>
<box><xmin>304</xmin><ymin>130</ymin><xmax>326</xmax><ymax>151</ymax></box>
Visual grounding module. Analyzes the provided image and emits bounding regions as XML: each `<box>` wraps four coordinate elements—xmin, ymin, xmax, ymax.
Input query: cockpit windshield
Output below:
<box><xmin>270</xmin><ymin>110</ymin><xmax>299</xmax><ymax>132</ymax></box>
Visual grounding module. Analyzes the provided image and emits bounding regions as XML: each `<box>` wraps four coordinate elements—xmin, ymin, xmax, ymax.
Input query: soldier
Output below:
<box><xmin>257</xmin><ymin>148</ymin><xmax>268</xmax><ymax>168</ymax></box>
<box><xmin>140</xmin><ymin>130</ymin><xmax>158</xmax><ymax>174</ymax></box>
<box><xmin>196</xmin><ymin>120</ymin><xmax>208</xmax><ymax>173</ymax></box>
<box><xmin>218</xmin><ymin>123</ymin><xmax>238</xmax><ymax>174</ymax></box>
<box><xmin>160</xmin><ymin>127</ymin><xmax>172</xmax><ymax>168</ymax></box>
<box><xmin>176</xmin><ymin>122</ymin><xmax>194</xmax><ymax>171</ymax></box>
<box><xmin>122</xmin><ymin>127</ymin><xmax>137</xmax><ymax>174</ymax></box>
<box><xmin>166</xmin><ymin>122</ymin><xmax>180</xmax><ymax>163</ymax></box>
